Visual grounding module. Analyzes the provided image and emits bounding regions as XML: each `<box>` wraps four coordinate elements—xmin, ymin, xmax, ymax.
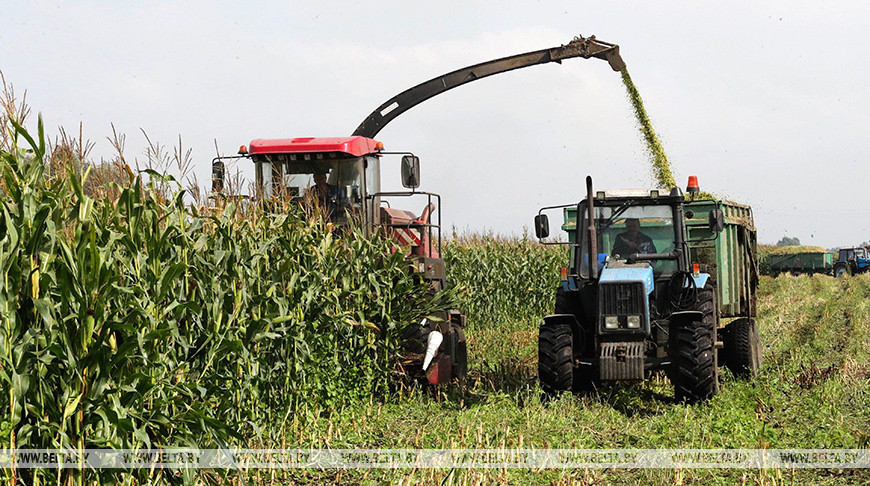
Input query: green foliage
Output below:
<box><xmin>0</xmin><ymin>120</ymin><xmax>444</xmax><ymax>484</ymax></box>
<box><xmin>776</xmin><ymin>235</ymin><xmax>802</xmax><ymax>246</ymax></box>
<box><xmin>443</xmin><ymin>232</ymin><xmax>565</xmax><ymax>330</ymax></box>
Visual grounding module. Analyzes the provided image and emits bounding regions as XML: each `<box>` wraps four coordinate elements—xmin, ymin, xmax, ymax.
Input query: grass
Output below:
<box><xmin>264</xmin><ymin>268</ymin><xmax>870</xmax><ymax>486</ymax></box>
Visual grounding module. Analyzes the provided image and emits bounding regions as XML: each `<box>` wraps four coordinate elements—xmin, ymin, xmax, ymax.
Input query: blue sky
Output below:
<box><xmin>3</xmin><ymin>1</ymin><xmax>869</xmax><ymax>247</ymax></box>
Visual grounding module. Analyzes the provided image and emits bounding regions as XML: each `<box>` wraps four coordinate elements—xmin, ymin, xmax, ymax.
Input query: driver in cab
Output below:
<box><xmin>312</xmin><ymin>170</ymin><xmax>351</xmax><ymax>214</ymax></box>
<box><xmin>612</xmin><ymin>218</ymin><xmax>656</xmax><ymax>257</ymax></box>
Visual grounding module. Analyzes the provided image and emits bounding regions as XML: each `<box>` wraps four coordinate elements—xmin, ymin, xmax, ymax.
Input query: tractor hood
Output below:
<box><xmin>599</xmin><ymin>262</ymin><xmax>654</xmax><ymax>295</ymax></box>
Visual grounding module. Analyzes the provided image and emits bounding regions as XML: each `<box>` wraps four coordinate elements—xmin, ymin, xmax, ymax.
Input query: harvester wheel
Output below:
<box><xmin>538</xmin><ymin>322</ymin><xmax>574</xmax><ymax>396</ymax></box>
<box><xmin>722</xmin><ymin>318</ymin><xmax>761</xmax><ymax>378</ymax></box>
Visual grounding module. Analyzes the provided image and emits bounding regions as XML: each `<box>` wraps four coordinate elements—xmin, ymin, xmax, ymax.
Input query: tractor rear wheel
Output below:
<box><xmin>834</xmin><ymin>264</ymin><xmax>849</xmax><ymax>278</ymax></box>
<box><xmin>722</xmin><ymin>318</ymin><xmax>761</xmax><ymax>377</ymax></box>
<box><xmin>538</xmin><ymin>322</ymin><xmax>574</xmax><ymax>396</ymax></box>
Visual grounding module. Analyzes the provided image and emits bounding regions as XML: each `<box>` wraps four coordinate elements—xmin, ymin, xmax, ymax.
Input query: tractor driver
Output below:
<box><xmin>612</xmin><ymin>218</ymin><xmax>657</xmax><ymax>257</ymax></box>
<box><xmin>312</xmin><ymin>170</ymin><xmax>351</xmax><ymax>217</ymax></box>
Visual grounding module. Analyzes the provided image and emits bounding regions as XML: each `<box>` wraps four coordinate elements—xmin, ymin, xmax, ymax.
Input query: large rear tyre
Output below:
<box><xmin>670</xmin><ymin>281</ymin><xmax>718</xmax><ymax>402</ymax></box>
<box><xmin>834</xmin><ymin>264</ymin><xmax>849</xmax><ymax>278</ymax></box>
<box><xmin>538</xmin><ymin>322</ymin><xmax>573</xmax><ymax>396</ymax></box>
<box><xmin>672</xmin><ymin>319</ymin><xmax>718</xmax><ymax>402</ymax></box>
<box><xmin>722</xmin><ymin>318</ymin><xmax>761</xmax><ymax>377</ymax></box>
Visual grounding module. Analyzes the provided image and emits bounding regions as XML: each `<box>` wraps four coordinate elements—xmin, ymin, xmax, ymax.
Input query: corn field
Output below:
<box><xmin>444</xmin><ymin>233</ymin><xmax>565</xmax><ymax>330</ymax></box>
<box><xmin>0</xmin><ymin>117</ymin><xmax>448</xmax><ymax>484</ymax></box>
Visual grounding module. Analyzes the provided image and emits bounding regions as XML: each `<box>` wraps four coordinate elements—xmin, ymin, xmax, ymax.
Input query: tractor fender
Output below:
<box><xmin>543</xmin><ymin>314</ymin><xmax>584</xmax><ymax>349</ymax></box>
<box><xmin>668</xmin><ymin>310</ymin><xmax>704</xmax><ymax>326</ymax></box>
<box><xmin>691</xmin><ymin>273</ymin><xmax>711</xmax><ymax>289</ymax></box>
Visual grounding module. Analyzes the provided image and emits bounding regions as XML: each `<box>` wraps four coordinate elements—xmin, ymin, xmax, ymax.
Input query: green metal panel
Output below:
<box><xmin>685</xmin><ymin>199</ymin><xmax>758</xmax><ymax>319</ymax></box>
<box><xmin>769</xmin><ymin>252</ymin><xmax>833</xmax><ymax>273</ymax></box>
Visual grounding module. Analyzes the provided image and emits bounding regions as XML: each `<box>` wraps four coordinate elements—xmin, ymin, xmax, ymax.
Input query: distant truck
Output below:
<box><xmin>833</xmin><ymin>247</ymin><xmax>870</xmax><ymax>277</ymax></box>
<box><xmin>768</xmin><ymin>247</ymin><xmax>833</xmax><ymax>276</ymax></box>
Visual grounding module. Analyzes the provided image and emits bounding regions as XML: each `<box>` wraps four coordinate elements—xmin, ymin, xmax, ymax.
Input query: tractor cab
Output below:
<box><xmin>569</xmin><ymin>190</ymin><xmax>688</xmax><ymax>280</ymax></box>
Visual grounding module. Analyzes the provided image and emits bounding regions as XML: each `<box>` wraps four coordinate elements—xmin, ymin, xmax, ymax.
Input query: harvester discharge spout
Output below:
<box><xmin>352</xmin><ymin>34</ymin><xmax>625</xmax><ymax>139</ymax></box>
<box><xmin>556</xmin><ymin>35</ymin><xmax>625</xmax><ymax>72</ymax></box>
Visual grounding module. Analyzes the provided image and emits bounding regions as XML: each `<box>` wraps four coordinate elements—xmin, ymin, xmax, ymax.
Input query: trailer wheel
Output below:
<box><xmin>538</xmin><ymin>322</ymin><xmax>574</xmax><ymax>396</ymax></box>
<box><xmin>722</xmin><ymin>318</ymin><xmax>761</xmax><ymax>377</ymax></box>
<box><xmin>834</xmin><ymin>264</ymin><xmax>848</xmax><ymax>278</ymax></box>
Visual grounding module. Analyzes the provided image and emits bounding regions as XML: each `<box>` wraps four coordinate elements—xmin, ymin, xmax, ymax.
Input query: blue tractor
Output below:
<box><xmin>833</xmin><ymin>247</ymin><xmax>870</xmax><ymax>278</ymax></box>
<box><xmin>534</xmin><ymin>176</ymin><xmax>760</xmax><ymax>402</ymax></box>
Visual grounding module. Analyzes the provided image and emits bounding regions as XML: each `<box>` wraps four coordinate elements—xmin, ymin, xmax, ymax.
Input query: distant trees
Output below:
<box><xmin>777</xmin><ymin>236</ymin><xmax>801</xmax><ymax>246</ymax></box>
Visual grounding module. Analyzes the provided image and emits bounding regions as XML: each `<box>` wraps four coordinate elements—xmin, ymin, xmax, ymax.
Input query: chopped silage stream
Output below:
<box><xmin>620</xmin><ymin>68</ymin><xmax>677</xmax><ymax>189</ymax></box>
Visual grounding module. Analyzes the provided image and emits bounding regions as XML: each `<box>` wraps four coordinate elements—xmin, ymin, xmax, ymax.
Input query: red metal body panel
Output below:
<box><xmin>248</xmin><ymin>136</ymin><xmax>381</xmax><ymax>157</ymax></box>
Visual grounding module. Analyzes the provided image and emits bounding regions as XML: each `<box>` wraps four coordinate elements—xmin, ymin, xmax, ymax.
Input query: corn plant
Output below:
<box><xmin>0</xmin><ymin>117</ymin><xmax>449</xmax><ymax>485</ymax></box>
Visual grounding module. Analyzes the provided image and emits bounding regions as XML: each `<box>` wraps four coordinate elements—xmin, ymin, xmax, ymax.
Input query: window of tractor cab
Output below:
<box><xmin>253</xmin><ymin>154</ymin><xmax>365</xmax><ymax>208</ymax></box>
<box><xmin>576</xmin><ymin>203</ymin><xmax>679</xmax><ymax>278</ymax></box>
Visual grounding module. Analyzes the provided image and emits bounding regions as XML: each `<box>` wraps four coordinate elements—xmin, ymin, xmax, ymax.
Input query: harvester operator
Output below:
<box><xmin>612</xmin><ymin>218</ymin><xmax>656</xmax><ymax>257</ymax></box>
<box><xmin>312</xmin><ymin>171</ymin><xmax>351</xmax><ymax>217</ymax></box>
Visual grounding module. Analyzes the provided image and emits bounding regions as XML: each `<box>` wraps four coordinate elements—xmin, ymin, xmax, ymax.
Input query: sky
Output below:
<box><xmin>3</xmin><ymin>0</ymin><xmax>869</xmax><ymax>248</ymax></box>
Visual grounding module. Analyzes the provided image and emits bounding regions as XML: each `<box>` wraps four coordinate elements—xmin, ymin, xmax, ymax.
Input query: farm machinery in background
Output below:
<box><xmin>534</xmin><ymin>176</ymin><xmax>761</xmax><ymax>402</ymax></box>
<box><xmin>210</xmin><ymin>35</ymin><xmax>625</xmax><ymax>384</ymax></box>
<box><xmin>833</xmin><ymin>247</ymin><xmax>870</xmax><ymax>277</ymax></box>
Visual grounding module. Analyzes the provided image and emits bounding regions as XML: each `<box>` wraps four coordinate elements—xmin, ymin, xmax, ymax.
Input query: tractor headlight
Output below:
<box><xmin>627</xmin><ymin>315</ymin><xmax>641</xmax><ymax>329</ymax></box>
<box><xmin>604</xmin><ymin>316</ymin><xmax>619</xmax><ymax>329</ymax></box>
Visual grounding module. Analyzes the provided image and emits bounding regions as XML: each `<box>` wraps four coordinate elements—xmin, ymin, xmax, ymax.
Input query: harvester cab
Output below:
<box><xmin>535</xmin><ymin>176</ymin><xmax>759</xmax><ymax>402</ymax></box>
<box><xmin>211</xmin><ymin>137</ymin><xmax>467</xmax><ymax>385</ymax></box>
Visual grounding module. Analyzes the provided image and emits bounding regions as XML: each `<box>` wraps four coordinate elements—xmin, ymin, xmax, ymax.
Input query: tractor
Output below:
<box><xmin>833</xmin><ymin>247</ymin><xmax>870</xmax><ymax>277</ymax></box>
<box><xmin>534</xmin><ymin>176</ymin><xmax>761</xmax><ymax>402</ymax></box>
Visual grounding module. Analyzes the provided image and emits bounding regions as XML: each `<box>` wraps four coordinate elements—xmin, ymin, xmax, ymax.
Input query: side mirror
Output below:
<box><xmin>212</xmin><ymin>159</ymin><xmax>225</xmax><ymax>193</ymax></box>
<box><xmin>534</xmin><ymin>214</ymin><xmax>550</xmax><ymax>239</ymax></box>
<box><xmin>401</xmin><ymin>155</ymin><xmax>420</xmax><ymax>189</ymax></box>
<box><xmin>708</xmin><ymin>209</ymin><xmax>724</xmax><ymax>233</ymax></box>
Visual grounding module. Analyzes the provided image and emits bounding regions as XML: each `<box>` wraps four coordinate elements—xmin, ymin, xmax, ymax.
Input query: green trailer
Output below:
<box><xmin>768</xmin><ymin>251</ymin><xmax>833</xmax><ymax>276</ymax></box>
<box><xmin>684</xmin><ymin>199</ymin><xmax>758</xmax><ymax>319</ymax></box>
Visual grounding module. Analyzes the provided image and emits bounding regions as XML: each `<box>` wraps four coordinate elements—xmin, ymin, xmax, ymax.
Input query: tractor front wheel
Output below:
<box><xmin>538</xmin><ymin>322</ymin><xmax>574</xmax><ymax>396</ymax></box>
